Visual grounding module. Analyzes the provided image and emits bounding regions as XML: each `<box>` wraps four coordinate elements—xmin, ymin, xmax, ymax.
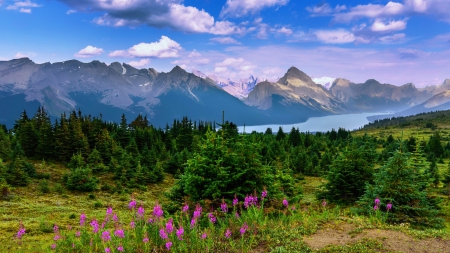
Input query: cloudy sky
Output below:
<box><xmin>1</xmin><ymin>0</ymin><xmax>449</xmax><ymax>87</ymax></box>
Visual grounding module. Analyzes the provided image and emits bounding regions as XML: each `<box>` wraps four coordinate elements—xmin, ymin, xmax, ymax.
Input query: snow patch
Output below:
<box><xmin>312</xmin><ymin>76</ymin><xmax>335</xmax><ymax>90</ymax></box>
<box><xmin>121</xmin><ymin>64</ymin><xmax>126</xmax><ymax>75</ymax></box>
<box><xmin>187</xmin><ymin>87</ymin><xmax>199</xmax><ymax>102</ymax></box>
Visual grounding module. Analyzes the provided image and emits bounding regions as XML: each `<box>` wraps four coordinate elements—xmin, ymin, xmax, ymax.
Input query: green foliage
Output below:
<box><xmin>65</xmin><ymin>167</ymin><xmax>98</xmax><ymax>192</ymax></box>
<box><xmin>6</xmin><ymin>157</ymin><xmax>35</xmax><ymax>186</ymax></box>
<box><xmin>359</xmin><ymin>148</ymin><xmax>444</xmax><ymax>228</ymax></box>
<box><xmin>68</xmin><ymin>152</ymin><xmax>86</xmax><ymax>170</ymax></box>
<box><xmin>320</xmin><ymin>147</ymin><xmax>374</xmax><ymax>204</ymax></box>
<box><xmin>38</xmin><ymin>179</ymin><xmax>50</xmax><ymax>193</ymax></box>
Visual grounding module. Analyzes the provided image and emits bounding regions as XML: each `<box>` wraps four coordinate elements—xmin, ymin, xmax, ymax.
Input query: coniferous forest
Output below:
<box><xmin>2</xmin><ymin>107</ymin><xmax>450</xmax><ymax>252</ymax></box>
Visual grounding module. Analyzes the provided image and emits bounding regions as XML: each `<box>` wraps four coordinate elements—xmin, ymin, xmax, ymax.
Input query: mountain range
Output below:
<box><xmin>1</xmin><ymin>57</ymin><xmax>449</xmax><ymax>129</ymax></box>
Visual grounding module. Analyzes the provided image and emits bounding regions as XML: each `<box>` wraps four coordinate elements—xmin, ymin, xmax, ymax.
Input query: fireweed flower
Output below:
<box><xmin>233</xmin><ymin>195</ymin><xmax>239</xmax><ymax>206</ymax></box>
<box><xmin>182</xmin><ymin>203</ymin><xmax>189</xmax><ymax>213</ymax></box>
<box><xmin>80</xmin><ymin>213</ymin><xmax>87</xmax><ymax>226</ymax></box>
<box><xmin>148</xmin><ymin>217</ymin><xmax>154</xmax><ymax>224</ymax></box>
<box><xmin>374</xmin><ymin>205</ymin><xmax>379</xmax><ymax>211</ymax></box>
<box><xmin>90</xmin><ymin>219</ymin><xmax>99</xmax><ymax>233</ymax></box>
<box><xmin>53</xmin><ymin>234</ymin><xmax>61</xmax><ymax>241</ymax></box>
<box><xmin>208</xmin><ymin>212</ymin><xmax>217</xmax><ymax>224</ymax></box>
<box><xmin>201</xmin><ymin>233</ymin><xmax>207</xmax><ymax>239</ymax></box>
<box><xmin>240</xmin><ymin>223</ymin><xmax>248</xmax><ymax>236</ymax></box>
<box><xmin>143</xmin><ymin>235</ymin><xmax>149</xmax><ymax>243</ymax></box>
<box><xmin>137</xmin><ymin>205</ymin><xmax>145</xmax><ymax>218</ymax></box>
<box><xmin>244</xmin><ymin>195</ymin><xmax>250</xmax><ymax>209</ymax></box>
<box><xmin>117</xmin><ymin>245</ymin><xmax>124</xmax><ymax>252</ymax></box>
<box><xmin>106</xmin><ymin>206</ymin><xmax>113</xmax><ymax>216</ymax></box>
<box><xmin>153</xmin><ymin>203</ymin><xmax>164</xmax><ymax>219</ymax></box>
<box><xmin>282</xmin><ymin>199</ymin><xmax>289</xmax><ymax>208</ymax></box>
<box><xmin>75</xmin><ymin>231</ymin><xmax>81</xmax><ymax>237</ymax></box>
<box><xmin>51</xmin><ymin>244</ymin><xmax>56</xmax><ymax>250</ymax></box>
<box><xmin>190</xmin><ymin>218</ymin><xmax>196</xmax><ymax>228</ymax></box>
<box><xmin>112</xmin><ymin>213</ymin><xmax>119</xmax><ymax>222</ymax></box>
<box><xmin>159</xmin><ymin>229</ymin><xmax>168</xmax><ymax>240</ymax></box>
<box><xmin>176</xmin><ymin>226</ymin><xmax>184</xmax><ymax>240</ymax></box>
<box><xmin>16</xmin><ymin>224</ymin><xmax>26</xmax><ymax>240</ymax></box>
<box><xmin>53</xmin><ymin>225</ymin><xmax>59</xmax><ymax>233</ymax></box>
<box><xmin>105</xmin><ymin>248</ymin><xmax>111</xmax><ymax>253</ymax></box>
<box><xmin>261</xmin><ymin>187</ymin><xmax>268</xmax><ymax>199</ymax></box>
<box><xmin>130</xmin><ymin>220</ymin><xmax>136</xmax><ymax>229</ymax></box>
<box><xmin>225</xmin><ymin>229</ymin><xmax>232</xmax><ymax>238</ymax></box>
<box><xmin>101</xmin><ymin>230</ymin><xmax>111</xmax><ymax>242</ymax></box>
<box><xmin>114</xmin><ymin>229</ymin><xmax>125</xmax><ymax>238</ymax></box>
<box><xmin>374</xmin><ymin>197</ymin><xmax>380</xmax><ymax>206</ymax></box>
<box><xmin>235</xmin><ymin>212</ymin><xmax>240</xmax><ymax>219</ymax></box>
<box><xmin>220</xmin><ymin>201</ymin><xmax>228</xmax><ymax>213</ymax></box>
<box><xmin>322</xmin><ymin>199</ymin><xmax>327</xmax><ymax>208</ymax></box>
<box><xmin>193</xmin><ymin>204</ymin><xmax>202</xmax><ymax>219</ymax></box>
<box><xmin>166</xmin><ymin>241</ymin><xmax>173</xmax><ymax>251</ymax></box>
<box><xmin>166</xmin><ymin>218</ymin><xmax>174</xmax><ymax>233</ymax></box>
<box><xmin>387</xmin><ymin>202</ymin><xmax>393</xmax><ymax>211</ymax></box>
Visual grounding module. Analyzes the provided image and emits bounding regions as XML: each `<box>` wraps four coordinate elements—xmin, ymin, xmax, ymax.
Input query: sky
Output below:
<box><xmin>0</xmin><ymin>0</ymin><xmax>449</xmax><ymax>87</ymax></box>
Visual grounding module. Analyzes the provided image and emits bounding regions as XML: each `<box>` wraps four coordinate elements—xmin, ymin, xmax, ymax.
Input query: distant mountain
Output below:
<box><xmin>244</xmin><ymin>67</ymin><xmax>345</xmax><ymax>121</ymax></box>
<box><xmin>312</xmin><ymin>76</ymin><xmax>335</xmax><ymax>90</ymax></box>
<box><xmin>192</xmin><ymin>69</ymin><xmax>260</xmax><ymax>99</ymax></box>
<box><xmin>329</xmin><ymin>78</ymin><xmax>430</xmax><ymax>112</ymax></box>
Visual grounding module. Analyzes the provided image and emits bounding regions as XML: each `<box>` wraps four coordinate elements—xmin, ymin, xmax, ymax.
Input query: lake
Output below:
<box><xmin>239</xmin><ymin>112</ymin><xmax>392</xmax><ymax>133</ymax></box>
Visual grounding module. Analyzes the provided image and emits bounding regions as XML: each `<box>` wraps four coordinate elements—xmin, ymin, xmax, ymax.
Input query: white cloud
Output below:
<box><xmin>74</xmin><ymin>45</ymin><xmax>104</xmax><ymax>58</ymax></box>
<box><xmin>277</xmin><ymin>27</ymin><xmax>293</xmax><ymax>36</ymax></box>
<box><xmin>214</xmin><ymin>57</ymin><xmax>257</xmax><ymax>78</ymax></box>
<box><xmin>314</xmin><ymin>29</ymin><xmax>356</xmax><ymax>44</ymax></box>
<box><xmin>214</xmin><ymin>66</ymin><xmax>228</xmax><ymax>73</ymax></box>
<box><xmin>334</xmin><ymin>2</ymin><xmax>405</xmax><ymax>22</ymax></box>
<box><xmin>210</xmin><ymin>37</ymin><xmax>241</xmax><ymax>45</ymax></box>
<box><xmin>398</xmin><ymin>48</ymin><xmax>430</xmax><ymax>59</ymax></box>
<box><xmin>6</xmin><ymin>0</ymin><xmax>41</xmax><ymax>13</ymax></box>
<box><xmin>371</xmin><ymin>19</ymin><xmax>407</xmax><ymax>32</ymax></box>
<box><xmin>220</xmin><ymin>0</ymin><xmax>289</xmax><ymax>18</ymax></box>
<box><xmin>66</xmin><ymin>9</ymin><xmax>76</xmax><ymax>14</ymax></box>
<box><xmin>59</xmin><ymin>0</ymin><xmax>244</xmax><ymax>35</ymax></box>
<box><xmin>14</xmin><ymin>52</ymin><xmax>36</xmax><ymax>58</ymax></box>
<box><xmin>109</xmin><ymin>36</ymin><xmax>182</xmax><ymax>59</ymax></box>
<box><xmin>127</xmin><ymin>59</ymin><xmax>151</xmax><ymax>68</ymax></box>
<box><xmin>378</xmin><ymin>33</ymin><xmax>406</xmax><ymax>44</ymax></box>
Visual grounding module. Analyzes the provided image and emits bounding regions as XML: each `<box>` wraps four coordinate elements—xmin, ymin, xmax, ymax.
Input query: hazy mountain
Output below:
<box><xmin>329</xmin><ymin>78</ymin><xmax>430</xmax><ymax>112</ymax></box>
<box><xmin>312</xmin><ymin>76</ymin><xmax>335</xmax><ymax>90</ymax></box>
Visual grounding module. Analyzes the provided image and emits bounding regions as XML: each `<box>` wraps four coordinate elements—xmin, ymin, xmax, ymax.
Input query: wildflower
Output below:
<box><xmin>240</xmin><ymin>223</ymin><xmax>248</xmax><ymax>236</ymax></box>
<box><xmin>129</xmin><ymin>199</ymin><xmax>137</xmax><ymax>210</ymax></box>
<box><xmin>51</xmin><ymin>244</ymin><xmax>56</xmax><ymax>250</ymax></box>
<box><xmin>176</xmin><ymin>226</ymin><xmax>184</xmax><ymax>240</ymax></box>
<box><xmin>182</xmin><ymin>203</ymin><xmax>189</xmax><ymax>213</ymax></box>
<box><xmin>251</xmin><ymin>195</ymin><xmax>258</xmax><ymax>206</ymax></box>
<box><xmin>374</xmin><ymin>197</ymin><xmax>380</xmax><ymax>206</ymax></box>
<box><xmin>193</xmin><ymin>204</ymin><xmax>202</xmax><ymax>219</ymax></box>
<box><xmin>75</xmin><ymin>231</ymin><xmax>81</xmax><ymax>237</ymax></box>
<box><xmin>166</xmin><ymin>218</ymin><xmax>174</xmax><ymax>233</ymax></box>
<box><xmin>53</xmin><ymin>224</ymin><xmax>59</xmax><ymax>233</ymax></box>
<box><xmin>153</xmin><ymin>203</ymin><xmax>164</xmax><ymax>219</ymax></box>
<box><xmin>143</xmin><ymin>237</ymin><xmax>149</xmax><ymax>243</ymax></box>
<box><xmin>235</xmin><ymin>212</ymin><xmax>240</xmax><ymax>219</ymax></box>
<box><xmin>233</xmin><ymin>195</ymin><xmax>239</xmax><ymax>206</ymax></box>
<box><xmin>282</xmin><ymin>199</ymin><xmax>289</xmax><ymax>208</ymax></box>
<box><xmin>106</xmin><ymin>206</ymin><xmax>113</xmax><ymax>216</ymax></box>
<box><xmin>117</xmin><ymin>245</ymin><xmax>124</xmax><ymax>252</ymax></box>
<box><xmin>90</xmin><ymin>219</ymin><xmax>99</xmax><ymax>233</ymax></box>
<box><xmin>147</xmin><ymin>217</ymin><xmax>154</xmax><ymax>224</ymax></box>
<box><xmin>190</xmin><ymin>218</ymin><xmax>196</xmax><ymax>228</ymax></box>
<box><xmin>112</xmin><ymin>213</ymin><xmax>119</xmax><ymax>222</ymax></box>
<box><xmin>322</xmin><ymin>199</ymin><xmax>327</xmax><ymax>208</ymax></box>
<box><xmin>105</xmin><ymin>248</ymin><xmax>111</xmax><ymax>253</ymax></box>
<box><xmin>208</xmin><ymin>213</ymin><xmax>216</xmax><ymax>224</ymax></box>
<box><xmin>244</xmin><ymin>195</ymin><xmax>250</xmax><ymax>209</ymax></box>
<box><xmin>130</xmin><ymin>220</ymin><xmax>135</xmax><ymax>229</ymax></box>
<box><xmin>386</xmin><ymin>202</ymin><xmax>393</xmax><ymax>211</ymax></box>
<box><xmin>262</xmin><ymin>187</ymin><xmax>268</xmax><ymax>199</ymax></box>
<box><xmin>101</xmin><ymin>230</ymin><xmax>111</xmax><ymax>242</ymax></box>
<box><xmin>374</xmin><ymin>205</ymin><xmax>379</xmax><ymax>211</ymax></box>
<box><xmin>220</xmin><ymin>200</ymin><xmax>228</xmax><ymax>213</ymax></box>
<box><xmin>166</xmin><ymin>241</ymin><xmax>173</xmax><ymax>251</ymax></box>
<box><xmin>72</xmin><ymin>243</ymin><xmax>75</xmax><ymax>248</ymax></box>
<box><xmin>53</xmin><ymin>235</ymin><xmax>61</xmax><ymax>241</ymax></box>
<box><xmin>16</xmin><ymin>224</ymin><xmax>26</xmax><ymax>240</ymax></box>
<box><xmin>80</xmin><ymin>213</ymin><xmax>86</xmax><ymax>226</ymax></box>
<box><xmin>159</xmin><ymin>229</ymin><xmax>168</xmax><ymax>240</ymax></box>
<box><xmin>201</xmin><ymin>233</ymin><xmax>207</xmax><ymax>239</ymax></box>
<box><xmin>225</xmin><ymin>229</ymin><xmax>232</xmax><ymax>238</ymax></box>
<box><xmin>114</xmin><ymin>229</ymin><xmax>125</xmax><ymax>238</ymax></box>
<box><xmin>137</xmin><ymin>205</ymin><xmax>145</xmax><ymax>218</ymax></box>
<box><xmin>101</xmin><ymin>222</ymin><xmax>106</xmax><ymax>229</ymax></box>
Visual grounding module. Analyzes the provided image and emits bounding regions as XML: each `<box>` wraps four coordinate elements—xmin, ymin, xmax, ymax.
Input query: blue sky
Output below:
<box><xmin>0</xmin><ymin>0</ymin><xmax>449</xmax><ymax>87</ymax></box>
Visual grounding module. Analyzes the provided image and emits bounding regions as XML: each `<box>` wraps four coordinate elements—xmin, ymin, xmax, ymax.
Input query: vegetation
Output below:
<box><xmin>3</xmin><ymin>107</ymin><xmax>450</xmax><ymax>252</ymax></box>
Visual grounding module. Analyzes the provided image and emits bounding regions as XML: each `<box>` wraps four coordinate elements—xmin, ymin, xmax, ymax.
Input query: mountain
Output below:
<box><xmin>244</xmin><ymin>67</ymin><xmax>345</xmax><ymax>122</ymax></box>
<box><xmin>0</xmin><ymin>58</ymin><xmax>269</xmax><ymax>128</ymax></box>
<box><xmin>312</xmin><ymin>76</ymin><xmax>335</xmax><ymax>90</ymax></box>
<box><xmin>192</xmin><ymin>70</ymin><xmax>260</xmax><ymax>99</ymax></box>
<box><xmin>329</xmin><ymin>78</ymin><xmax>430</xmax><ymax>112</ymax></box>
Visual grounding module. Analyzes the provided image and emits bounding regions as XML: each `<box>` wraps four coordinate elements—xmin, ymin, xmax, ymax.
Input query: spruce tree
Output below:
<box><xmin>359</xmin><ymin>148</ymin><xmax>444</xmax><ymax>228</ymax></box>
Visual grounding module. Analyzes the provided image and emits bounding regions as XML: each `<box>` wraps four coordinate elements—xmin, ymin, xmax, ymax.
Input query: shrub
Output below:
<box><xmin>38</xmin><ymin>179</ymin><xmax>50</xmax><ymax>193</ymax></box>
<box><xmin>65</xmin><ymin>167</ymin><xmax>98</xmax><ymax>192</ymax></box>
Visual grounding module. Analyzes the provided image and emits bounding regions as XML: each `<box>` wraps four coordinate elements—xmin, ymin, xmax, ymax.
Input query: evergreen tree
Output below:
<box><xmin>275</xmin><ymin>127</ymin><xmax>285</xmax><ymax>141</ymax></box>
<box><xmin>426</xmin><ymin>155</ymin><xmax>440</xmax><ymax>188</ymax></box>
<box><xmin>359</xmin><ymin>148</ymin><xmax>444</xmax><ymax>228</ymax></box>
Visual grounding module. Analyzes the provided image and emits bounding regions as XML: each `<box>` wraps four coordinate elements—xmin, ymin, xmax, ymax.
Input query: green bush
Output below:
<box><xmin>38</xmin><ymin>179</ymin><xmax>50</xmax><ymax>193</ymax></box>
<box><xmin>65</xmin><ymin>167</ymin><xmax>98</xmax><ymax>192</ymax></box>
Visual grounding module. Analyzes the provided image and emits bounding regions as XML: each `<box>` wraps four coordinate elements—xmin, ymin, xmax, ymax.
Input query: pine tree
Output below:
<box><xmin>359</xmin><ymin>148</ymin><xmax>444</xmax><ymax>228</ymax></box>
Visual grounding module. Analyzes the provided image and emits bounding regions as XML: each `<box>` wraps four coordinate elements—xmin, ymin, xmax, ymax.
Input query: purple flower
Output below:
<box><xmin>233</xmin><ymin>195</ymin><xmax>239</xmax><ymax>206</ymax></box>
<box><xmin>201</xmin><ymin>233</ymin><xmax>207</xmax><ymax>239</ymax></box>
<box><xmin>322</xmin><ymin>199</ymin><xmax>327</xmax><ymax>207</ymax></box>
<box><xmin>261</xmin><ymin>189</ymin><xmax>268</xmax><ymax>199</ymax></box>
<box><xmin>225</xmin><ymin>229</ymin><xmax>232</xmax><ymax>238</ymax></box>
<box><xmin>176</xmin><ymin>226</ymin><xmax>184</xmax><ymax>240</ymax></box>
<box><xmin>166</xmin><ymin>241</ymin><xmax>173</xmax><ymax>251</ymax></box>
<box><xmin>51</xmin><ymin>244</ymin><xmax>56</xmax><ymax>250</ymax></box>
<box><xmin>129</xmin><ymin>199</ymin><xmax>137</xmax><ymax>210</ymax></box>
<box><xmin>106</xmin><ymin>206</ymin><xmax>113</xmax><ymax>216</ymax></box>
<box><xmin>244</xmin><ymin>195</ymin><xmax>250</xmax><ymax>209</ymax></box>
<box><xmin>208</xmin><ymin>213</ymin><xmax>216</xmax><ymax>224</ymax></box>
<box><xmin>80</xmin><ymin>213</ymin><xmax>86</xmax><ymax>226</ymax></box>
<box><xmin>90</xmin><ymin>219</ymin><xmax>99</xmax><ymax>233</ymax></box>
<box><xmin>75</xmin><ymin>230</ymin><xmax>81</xmax><ymax>237</ymax></box>
<box><xmin>375</xmin><ymin>198</ymin><xmax>380</xmax><ymax>206</ymax></box>
<box><xmin>101</xmin><ymin>230</ymin><xmax>111</xmax><ymax>242</ymax></box>
<box><xmin>182</xmin><ymin>203</ymin><xmax>189</xmax><ymax>213</ymax></box>
<box><xmin>117</xmin><ymin>245</ymin><xmax>124</xmax><ymax>252</ymax></box>
<box><xmin>53</xmin><ymin>235</ymin><xmax>61</xmax><ymax>241</ymax></box>
<box><xmin>190</xmin><ymin>218</ymin><xmax>196</xmax><ymax>228</ymax></box>
<box><xmin>374</xmin><ymin>205</ymin><xmax>379</xmax><ymax>211</ymax></box>
<box><xmin>53</xmin><ymin>225</ymin><xmax>59</xmax><ymax>233</ymax></box>
<box><xmin>235</xmin><ymin>212</ymin><xmax>240</xmax><ymax>219</ymax></box>
<box><xmin>240</xmin><ymin>223</ymin><xmax>248</xmax><ymax>236</ymax></box>
<box><xmin>386</xmin><ymin>202</ymin><xmax>393</xmax><ymax>211</ymax></box>
<box><xmin>112</xmin><ymin>213</ymin><xmax>119</xmax><ymax>222</ymax></box>
<box><xmin>193</xmin><ymin>204</ymin><xmax>202</xmax><ymax>219</ymax></box>
<box><xmin>137</xmin><ymin>206</ymin><xmax>145</xmax><ymax>218</ymax></box>
<box><xmin>159</xmin><ymin>229</ymin><xmax>168</xmax><ymax>239</ymax></box>
<box><xmin>114</xmin><ymin>229</ymin><xmax>125</xmax><ymax>238</ymax></box>
<box><xmin>143</xmin><ymin>237</ymin><xmax>149</xmax><ymax>243</ymax></box>
<box><xmin>16</xmin><ymin>227</ymin><xmax>26</xmax><ymax>240</ymax></box>
<box><xmin>220</xmin><ymin>202</ymin><xmax>228</xmax><ymax>213</ymax></box>
<box><xmin>130</xmin><ymin>220</ymin><xmax>135</xmax><ymax>229</ymax></box>
<box><xmin>153</xmin><ymin>204</ymin><xmax>164</xmax><ymax>219</ymax></box>
<box><xmin>105</xmin><ymin>248</ymin><xmax>111</xmax><ymax>253</ymax></box>
<box><xmin>166</xmin><ymin>218</ymin><xmax>174</xmax><ymax>233</ymax></box>
<box><xmin>282</xmin><ymin>199</ymin><xmax>289</xmax><ymax>208</ymax></box>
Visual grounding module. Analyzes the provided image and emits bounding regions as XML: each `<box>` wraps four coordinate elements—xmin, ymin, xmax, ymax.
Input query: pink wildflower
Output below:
<box><xmin>176</xmin><ymin>226</ymin><xmax>184</xmax><ymax>240</ymax></box>
<box><xmin>166</xmin><ymin>218</ymin><xmax>174</xmax><ymax>233</ymax></box>
<box><xmin>51</xmin><ymin>244</ymin><xmax>56</xmax><ymax>250</ymax></box>
<box><xmin>153</xmin><ymin>203</ymin><xmax>164</xmax><ymax>219</ymax></box>
<box><xmin>201</xmin><ymin>233</ymin><xmax>207</xmax><ymax>239</ymax></box>
<box><xmin>137</xmin><ymin>205</ymin><xmax>145</xmax><ymax>218</ymax></box>
<box><xmin>75</xmin><ymin>231</ymin><xmax>81</xmax><ymax>237</ymax></box>
<box><xmin>117</xmin><ymin>245</ymin><xmax>124</xmax><ymax>252</ymax></box>
<box><xmin>387</xmin><ymin>202</ymin><xmax>393</xmax><ymax>211</ymax></box>
<box><xmin>90</xmin><ymin>219</ymin><xmax>99</xmax><ymax>233</ymax></box>
<box><xmin>182</xmin><ymin>203</ymin><xmax>189</xmax><ymax>213</ymax></box>
<box><xmin>114</xmin><ymin>229</ymin><xmax>125</xmax><ymax>238</ymax></box>
<box><xmin>129</xmin><ymin>199</ymin><xmax>137</xmax><ymax>210</ymax></box>
<box><xmin>101</xmin><ymin>230</ymin><xmax>111</xmax><ymax>242</ymax></box>
<box><xmin>105</xmin><ymin>248</ymin><xmax>111</xmax><ymax>253</ymax></box>
<box><xmin>166</xmin><ymin>241</ymin><xmax>173</xmax><ymax>251</ymax></box>
<box><xmin>220</xmin><ymin>201</ymin><xmax>228</xmax><ymax>213</ymax></box>
<box><xmin>159</xmin><ymin>229</ymin><xmax>168</xmax><ymax>239</ymax></box>
<box><xmin>282</xmin><ymin>199</ymin><xmax>289</xmax><ymax>208</ymax></box>
<box><xmin>208</xmin><ymin>213</ymin><xmax>216</xmax><ymax>224</ymax></box>
<box><xmin>80</xmin><ymin>213</ymin><xmax>86</xmax><ymax>226</ymax></box>
<box><xmin>233</xmin><ymin>195</ymin><xmax>239</xmax><ymax>206</ymax></box>
<box><xmin>225</xmin><ymin>229</ymin><xmax>232</xmax><ymax>238</ymax></box>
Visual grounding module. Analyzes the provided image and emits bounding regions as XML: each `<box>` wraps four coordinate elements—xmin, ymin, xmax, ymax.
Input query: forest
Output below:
<box><xmin>1</xmin><ymin>106</ymin><xmax>450</xmax><ymax>252</ymax></box>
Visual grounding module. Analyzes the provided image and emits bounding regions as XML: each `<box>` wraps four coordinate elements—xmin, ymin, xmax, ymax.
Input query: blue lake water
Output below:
<box><xmin>239</xmin><ymin>112</ymin><xmax>392</xmax><ymax>133</ymax></box>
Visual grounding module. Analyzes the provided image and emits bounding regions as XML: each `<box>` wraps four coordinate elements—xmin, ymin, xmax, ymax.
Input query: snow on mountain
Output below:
<box><xmin>312</xmin><ymin>76</ymin><xmax>336</xmax><ymax>90</ymax></box>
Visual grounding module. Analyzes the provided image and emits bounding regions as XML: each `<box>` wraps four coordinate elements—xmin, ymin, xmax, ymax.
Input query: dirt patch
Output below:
<box><xmin>304</xmin><ymin>222</ymin><xmax>450</xmax><ymax>253</ymax></box>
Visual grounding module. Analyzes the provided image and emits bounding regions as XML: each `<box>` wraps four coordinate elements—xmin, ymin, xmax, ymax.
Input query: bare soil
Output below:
<box><xmin>304</xmin><ymin>222</ymin><xmax>450</xmax><ymax>253</ymax></box>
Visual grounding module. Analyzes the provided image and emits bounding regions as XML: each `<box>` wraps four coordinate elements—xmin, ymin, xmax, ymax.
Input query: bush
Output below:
<box><xmin>38</xmin><ymin>179</ymin><xmax>50</xmax><ymax>193</ymax></box>
<box><xmin>65</xmin><ymin>167</ymin><xmax>98</xmax><ymax>192</ymax></box>
<box><xmin>94</xmin><ymin>201</ymin><xmax>103</xmax><ymax>208</ymax></box>
<box><xmin>88</xmin><ymin>193</ymin><xmax>96</xmax><ymax>199</ymax></box>
<box><xmin>53</xmin><ymin>183</ymin><xmax>66</xmax><ymax>194</ymax></box>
